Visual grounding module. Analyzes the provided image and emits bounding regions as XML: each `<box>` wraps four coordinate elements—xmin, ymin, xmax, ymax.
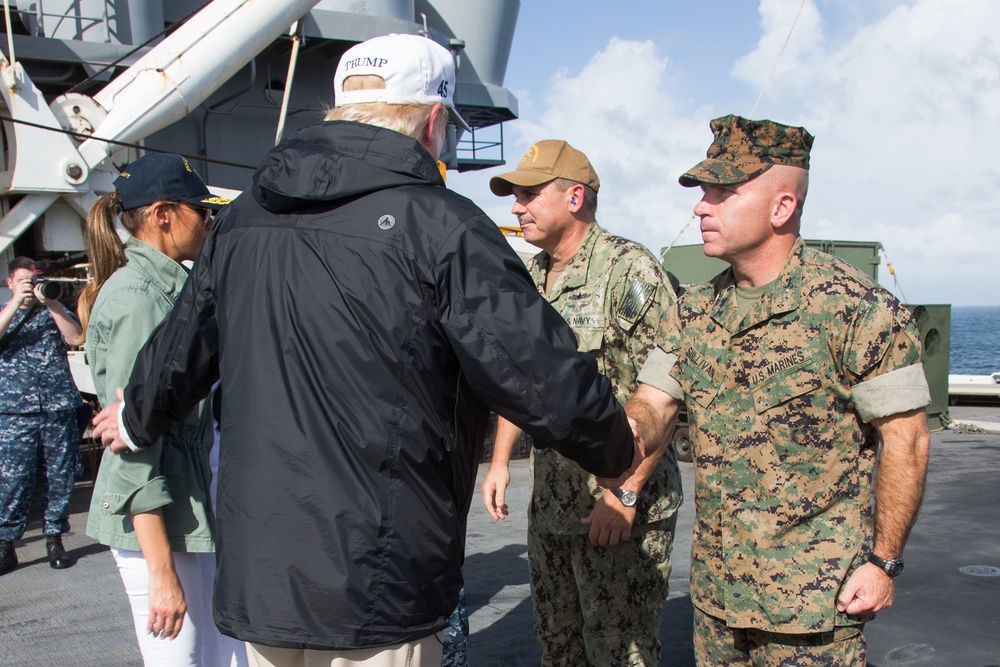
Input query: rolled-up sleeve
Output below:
<box><xmin>844</xmin><ymin>289</ymin><xmax>929</xmax><ymax>421</ymax></box>
<box><xmin>637</xmin><ymin>348</ymin><xmax>685</xmax><ymax>401</ymax></box>
<box><xmin>852</xmin><ymin>363</ymin><xmax>931</xmax><ymax>422</ymax></box>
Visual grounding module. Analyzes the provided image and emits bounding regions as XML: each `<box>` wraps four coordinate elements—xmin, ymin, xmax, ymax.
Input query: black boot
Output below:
<box><xmin>0</xmin><ymin>540</ymin><xmax>16</xmax><ymax>575</ymax></box>
<box><xmin>46</xmin><ymin>535</ymin><xmax>73</xmax><ymax>570</ymax></box>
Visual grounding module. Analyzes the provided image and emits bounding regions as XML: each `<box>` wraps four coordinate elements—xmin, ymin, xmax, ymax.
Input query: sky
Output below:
<box><xmin>447</xmin><ymin>0</ymin><xmax>1000</xmax><ymax>307</ymax></box>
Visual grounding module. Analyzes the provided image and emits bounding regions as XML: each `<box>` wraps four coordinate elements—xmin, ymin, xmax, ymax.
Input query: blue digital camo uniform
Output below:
<box><xmin>0</xmin><ymin>303</ymin><xmax>83</xmax><ymax>542</ymax></box>
<box><xmin>440</xmin><ymin>587</ymin><xmax>468</xmax><ymax>667</ymax></box>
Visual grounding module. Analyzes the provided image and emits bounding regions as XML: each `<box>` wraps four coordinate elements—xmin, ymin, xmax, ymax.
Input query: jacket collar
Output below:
<box><xmin>253</xmin><ymin>120</ymin><xmax>445</xmax><ymax>214</ymax></box>
<box><xmin>710</xmin><ymin>236</ymin><xmax>805</xmax><ymax>334</ymax></box>
<box><xmin>123</xmin><ymin>237</ymin><xmax>190</xmax><ymax>299</ymax></box>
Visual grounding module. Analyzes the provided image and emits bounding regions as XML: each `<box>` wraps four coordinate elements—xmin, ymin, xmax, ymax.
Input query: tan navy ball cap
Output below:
<box><xmin>490</xmin><ymin>140</ymin><xmax>600</xmax><ymax>197</ymax></box>
<box><xmin>679</xmin><ymin>114</ymin><xmax>814</xmax><ymax>187</ymax></box>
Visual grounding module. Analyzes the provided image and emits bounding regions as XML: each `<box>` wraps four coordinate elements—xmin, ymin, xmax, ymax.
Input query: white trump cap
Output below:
<box><xmin>334</xmin><ymin>33</ymin><xmax>471</xmax><ymax>132</ymax></box>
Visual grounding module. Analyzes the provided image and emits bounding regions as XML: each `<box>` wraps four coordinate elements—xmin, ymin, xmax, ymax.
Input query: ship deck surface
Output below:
<box><xmin>2</xmin><ymin>405</ymin><xmax>998</xmax><ymax>666</ymax></box>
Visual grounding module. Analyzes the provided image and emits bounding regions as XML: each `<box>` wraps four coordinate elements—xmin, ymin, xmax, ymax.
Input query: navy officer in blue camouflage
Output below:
<box><xmin>1</xmin><ymin>256</ymin><xmax>84</xmax><ymax>574</ymax></box>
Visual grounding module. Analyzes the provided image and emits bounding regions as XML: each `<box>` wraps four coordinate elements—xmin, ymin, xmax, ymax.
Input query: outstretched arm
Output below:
<box><xmin>439</xmin><ymin>218</ymin><xmax>635</xmax><ymax>480</ymax></box>
<box><xmin>93</xmin><ymin>223</ymin><xmax>222</xmax><ymax>453</ymax></box>
<box><xmin>626</xmin><ymin>383</ymin><xmax>681</xmax><ymax>459</ymax></box>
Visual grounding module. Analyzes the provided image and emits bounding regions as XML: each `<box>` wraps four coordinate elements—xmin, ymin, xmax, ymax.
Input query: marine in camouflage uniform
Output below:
<box><xmin>1</xmin><ymin>257</ymin><xmax>83</xmax><ymax>574</ymax></box>
<box><xmin>484</xmin><ymin>141</ymin><xmax>683</xmax><ymax>666</ymax></box>
<box><xmin>633</xmin><ymin>116</ymin><xmax>932</xmax><ymax>665</ymax></box>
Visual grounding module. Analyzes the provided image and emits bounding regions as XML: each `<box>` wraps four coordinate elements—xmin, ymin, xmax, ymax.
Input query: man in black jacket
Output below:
<box><xmin>94</xmin><ymin>34</ymin><xmax>644</xmax><ymax>666</ymax></box>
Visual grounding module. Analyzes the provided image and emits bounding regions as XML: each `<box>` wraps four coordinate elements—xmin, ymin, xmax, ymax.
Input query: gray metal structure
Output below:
<box><xmin>0</xmin><ymin>0</ymin><xmax>520</xmax><ymax>273</ymax></box>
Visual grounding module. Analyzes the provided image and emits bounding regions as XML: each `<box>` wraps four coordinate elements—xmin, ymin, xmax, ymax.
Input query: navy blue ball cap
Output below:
<box><xmin>114</xmin><ymin>153</ymin><xmax>230</xmax><ymax>212</ymax></box>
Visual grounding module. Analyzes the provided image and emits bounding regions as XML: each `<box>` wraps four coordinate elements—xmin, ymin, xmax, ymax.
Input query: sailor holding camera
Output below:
<box><xmin>0</xmin><ymin>256</ymin><xmax>84</xmax><ymax>575</ymax></box>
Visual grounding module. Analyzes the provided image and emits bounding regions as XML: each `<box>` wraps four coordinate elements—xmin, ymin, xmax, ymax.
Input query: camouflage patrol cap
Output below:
<box><xmin>489</xmin><ymin>140</ymin><xmax>600</xmax><ymax>196</ymax></box>
<box><xmin>679</xmin><ymin>114</ymin><xmax>814</xmax><ymax>187</ymax></box>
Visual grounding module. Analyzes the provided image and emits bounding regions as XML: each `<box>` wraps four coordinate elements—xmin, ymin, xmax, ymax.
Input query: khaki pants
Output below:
<box><xmin>247</xmin><ymin>633</ymin><xmax>443</xmax><ymax>667</ymax></box>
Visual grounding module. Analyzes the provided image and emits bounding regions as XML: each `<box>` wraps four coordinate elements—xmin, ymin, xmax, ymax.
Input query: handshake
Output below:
<box><xmin>594</xmin><ymin>417</ymin><xmax>646</xmax><ymax>490</ymax></box>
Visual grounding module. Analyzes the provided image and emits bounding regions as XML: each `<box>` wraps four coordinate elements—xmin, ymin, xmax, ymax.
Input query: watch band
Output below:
<box><xmin>611</xmin><ymin>487</ymin><xmax>637</xmax><ymax>507</ymax></box>
<box><xmin>868</xmin><ymin>553</ymin><xmax>904</xmax><ymax>577</ymax></box>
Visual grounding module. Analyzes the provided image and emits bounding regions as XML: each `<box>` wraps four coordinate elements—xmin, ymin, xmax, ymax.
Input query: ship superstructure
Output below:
<box><xmin>0</xmin><ymin>0</ymin><xmax>521</xmax><ymax>278</ymax></box>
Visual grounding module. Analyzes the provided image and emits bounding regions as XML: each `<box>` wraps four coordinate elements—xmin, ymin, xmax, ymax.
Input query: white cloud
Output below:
<box><xmin>734</xmin><ymin>0</ymin><xmax>1000</xmax><ymax>304</ymax></box>
<box><xmin>451</xmin><ymin>0</ymin><xmax>1000</xmax><ymax>305</ymax></box>
<box><xmin>450</xmin><ymin>37</ymin><xmax>711</xmax><ymax>259</ymax></box>
<box><xmin>731</xmin><ymin>0</ymin><xmax>826</xmax><ymax>107</ymax></box>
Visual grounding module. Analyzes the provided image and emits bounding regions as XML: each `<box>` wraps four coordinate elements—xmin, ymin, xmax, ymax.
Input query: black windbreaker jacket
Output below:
<box><xmin>121</xmin><ymin>121</ymin><xmax>634</xmax><ymax>649</ymax></box>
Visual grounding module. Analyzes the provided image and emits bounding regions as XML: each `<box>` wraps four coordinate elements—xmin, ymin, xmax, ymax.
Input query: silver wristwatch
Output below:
<box><xmin>611</xmin><ymin>487</ymin><xmax>637</xmax><ymax>507</ymax></box>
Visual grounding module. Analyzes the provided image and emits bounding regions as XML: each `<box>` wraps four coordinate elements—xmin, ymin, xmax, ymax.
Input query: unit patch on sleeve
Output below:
<box><xmin>617</xmin><ymin>279</ymin><xmax>657</xmax><ymax>329</ymax></box>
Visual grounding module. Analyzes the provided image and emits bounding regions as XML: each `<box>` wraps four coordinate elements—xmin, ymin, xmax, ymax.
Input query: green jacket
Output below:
<box><xmin>85</xmin><ymin>237</ymin><xmax>215</xmax><ymax>553</ymax></box>
<box><xmin>526</xmin><ymin>222</ymin><xmax>683</xmax><ymax>533</ymax></box>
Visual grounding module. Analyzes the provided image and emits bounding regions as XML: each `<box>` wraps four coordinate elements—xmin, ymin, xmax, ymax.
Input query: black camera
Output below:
<box><xmin>31</xmin><ymin>276</ymin><xmax>62</xmax><ymax>300</ymax></box>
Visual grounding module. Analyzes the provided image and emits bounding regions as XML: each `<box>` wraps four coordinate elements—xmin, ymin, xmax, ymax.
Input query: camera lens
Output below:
<box><xmin>35</xmin><ymin>279</ymin><xmax>62</xmax><ymax>300</ymax></box>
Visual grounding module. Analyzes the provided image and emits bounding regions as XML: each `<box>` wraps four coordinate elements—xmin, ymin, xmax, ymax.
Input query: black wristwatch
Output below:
<box><xmin>611</xmin><ymin>487</ymin><xmax>637</xmax><ymax>507</ymax></box>
<box><xmin>868</xmin><ymin>553</ymin><xmax>904</xmax><ymax>577</ymax></box>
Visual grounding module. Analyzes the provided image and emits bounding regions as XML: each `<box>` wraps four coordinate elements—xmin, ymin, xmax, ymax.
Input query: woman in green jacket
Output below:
<box><xmin>78</xmin><ymin>153</ymin><xmax>242</xmax><ymax>666</ymax></box>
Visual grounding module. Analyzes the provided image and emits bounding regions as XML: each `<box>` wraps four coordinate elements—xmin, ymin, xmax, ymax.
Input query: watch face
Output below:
<box><xmin>619</xmin><ymin>490</ymin><xmax>637</xmax><ymax>507</ymax></box>
<box><xmin>870</xmin><ymin>554</ymin><xmax>905</xmax><ymax>577</ymax></box>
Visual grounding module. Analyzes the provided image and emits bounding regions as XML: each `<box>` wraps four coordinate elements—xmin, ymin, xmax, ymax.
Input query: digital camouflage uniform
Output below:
<box><xmin>0</xmin><ymin>303</ymin><xmax>82</xmax><ymax>542</ymax></box>
<box><xmin>440</xmin><ymin>587</ymin><xmax>468</xmax><ymax>666</ymax></box>
<box><xmin>639</xmin><ymin>238</ymin><xmax>930</xmax><ymax>664</ymax></box>
<box><xmin>527</xmin><ymin>222</ymin><xmax>683</xmax><ymax>667</ymax></box>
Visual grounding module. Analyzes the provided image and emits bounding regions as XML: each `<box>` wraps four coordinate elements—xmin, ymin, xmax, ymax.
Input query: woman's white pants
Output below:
<box><xmin>111</xmin><ymin>547</ymin><xmax>248</xmax><ymax>667</ymax></box>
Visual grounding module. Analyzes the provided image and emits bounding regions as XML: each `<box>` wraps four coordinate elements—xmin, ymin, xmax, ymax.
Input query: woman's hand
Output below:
<box><xmin>147</xmin><ymin>566</ymin><xmax>187</xmax><ymax>639</ymax></box>
<box><xmin>132</xmin><ymin>509</ymin><xmax>187</xmax><ymax>640</ymax></box>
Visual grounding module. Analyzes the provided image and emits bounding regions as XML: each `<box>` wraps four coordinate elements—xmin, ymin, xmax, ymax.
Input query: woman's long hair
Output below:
<box><xmin>76</xmin><ymin>191</ymin><xmax>148</xmax><ymax>337</ymax></box>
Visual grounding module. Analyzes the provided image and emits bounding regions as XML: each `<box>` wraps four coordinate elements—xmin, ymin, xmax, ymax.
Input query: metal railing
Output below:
<box><xmin>31</xmin><ymin>0</ymin><xmax>111</xmax><ymax>42</ymax></box>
